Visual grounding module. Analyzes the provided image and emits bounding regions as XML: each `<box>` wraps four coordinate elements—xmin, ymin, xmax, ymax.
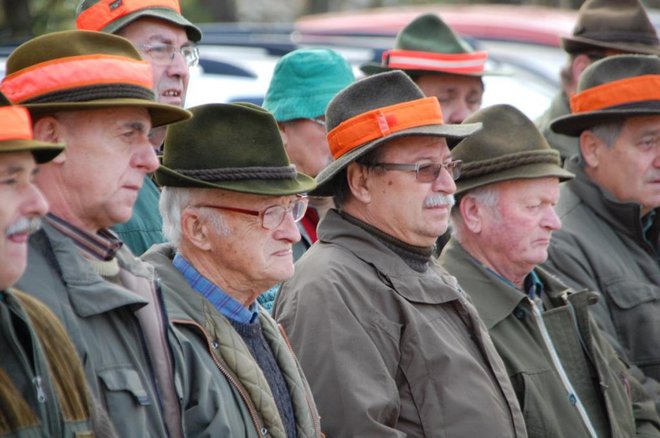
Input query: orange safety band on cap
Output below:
<box><xmin>77</xmin><ymin>0</ymin><xmax>181</xmax><ymax>31</ymax></box>
<box><xmin>1</xmin><ymin>55</ymin><xmax>153</xmax><ymax>104</ymax></box>
<box><xmin>327</xmin><ymin>97</ymin><xmax>443</xmax><ymax>159</ymax></box>
<box><xmin>0</xmin><ymin>106</ymin><xmax>34</xmax><ymax>141</ymax></box>
<box><xmin>383</xmin><ymin>49</ymin><xmax>488</xmax><ymax>74</ymax></box>
<box><xmin>571</xmin><ymin>75</ymin><xmax>660</xmax><ymax>113</ymax></box>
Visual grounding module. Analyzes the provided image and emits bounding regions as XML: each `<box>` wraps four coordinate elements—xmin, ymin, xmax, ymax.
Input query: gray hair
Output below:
<box><xmin>451</xmin><ymin>184</ymin><xmax>500</xmax><ymax>242</ymax></box>
<box><xmin>589</xmin><ymin>120</ymin><xmax>624</xmax><ymax>148</ymax></box>
<box><xmin>160</xmin><ymin>187</ymin><xmax>230</xmax><ymax>248</ymax></box>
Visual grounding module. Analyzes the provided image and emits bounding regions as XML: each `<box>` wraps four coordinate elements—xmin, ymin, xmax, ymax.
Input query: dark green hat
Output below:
<box><xmin>1</xmin><ymin>30</ymin><xmax>191</xmax><ymax>128</ymax></box>
<box><xmin>551</xmin><ymin>54</ymin><xmax>660</xmax><ymax>136</ymax></box>
<box><xmin>313</xmin><ymin>70</ymin><xmax>482</xmax><ymax>196</ymax></box>
<box><xmin>157</xmin><ymin>103</ymin><xmax>316</xmax><ymax>195</ymax></box>
<box><xmin>76</xmin><ymin>0</ymin><xmax>202</xmax><ymax>43</ymax></box>
<box><xmin>360</xmin><ymin>13</ymin><xmax>497</xmax><ymax>77</ymax></box>
<box><xmin>0</xmin><ymin>92</ymin><xmax>64</xmax><ymax>164</ymax></box>
<box><xmin>561</xmin><ymin>0</ymin><xmax>660</xmax><ymax>56</ymax></box>
<box><xmin>453</xmin><ymin>104</ymin><xmax>574</xmax><ymax>196</ymax></box>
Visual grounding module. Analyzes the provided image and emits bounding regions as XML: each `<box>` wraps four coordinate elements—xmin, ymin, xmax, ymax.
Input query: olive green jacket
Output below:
<box><xmin>536</xmin><ymin>91</ymin><xmax>580</xmax><ymax>161</ymax></box>
<box><xmin>142</xmin><ymin>243</ymin><xmax>322</xmax><ymax>438</ymax></box>
<box><xmin>441</xmin><ymin>240</ymin><xmax>660</xmax><ymax>437</ymax></box>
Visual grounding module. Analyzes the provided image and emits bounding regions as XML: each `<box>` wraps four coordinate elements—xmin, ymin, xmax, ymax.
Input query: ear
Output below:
<box><xmin>180</xmin><ymin>208</ymin><xmax>212</xmax><ymax>251</ymax></box>
<box><xmin>571</xmin><ymin>54</ymin><xmax>593</xmax><ymax>85</ymax></box>
<box><xmin>33</xmin><ymin>116</ymin><xmax>66</xmax><ymax>164</ymax></box>
<box><xmin>278</xmin><ymin>122</ymin><xmax>289</xmax><ymax>147</ymax></box>
<box><xmin>579</xmin><ymin>130</ymin><xmax>602</xmax><ymax>169</ymax></box>
<box><xmin>459</xmin><ymin>195</ymin><xmax>483</xmax><ymax>234</ymax></box>
<box><xmin>346</xmin><ymin>162</ymin><xmax>372</xmax><ymax>204</ymax></box>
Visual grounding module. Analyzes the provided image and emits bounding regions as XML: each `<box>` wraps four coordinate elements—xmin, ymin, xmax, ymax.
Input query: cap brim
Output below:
<box><xmin>0</xmin><ymin>139</ymin><xmax>65</xmax><ymax>164</ymax></box>
<box><xmin>550</xmin><ymin>108</ymin><xmax>660</xmax><ymax>136</ymax></box>
<box><xmin>560</xmin><ymin>36</ymin><xmax>660</xmax><ymax>56</ymax></box>
<box><xmin>359</xmin><ymin>63</ymin><xmax>508</xmax><ymax>78</ymax></box>
<box><xmin>155</xmin><ymin>164</ymin><xmax>317</xmax><ymax>196</ymax></box>
<box><xmin>456</xmin><ymin>163</ymin><xmax>575</xmax><ymax>196</ymax></box>
<box><xmin>312</xmin><ymin>122</ymin><xmax>482</xmax><ymax>196</ymax></box>
<box><xmin>103</xmin><ymin>8</ymin><xmax>202</xmax><ymax>42</ymax></box>
<box><xmin>22</xmin><ymin>98</ymin><xmax>192</xmax><ymax>128</ymax></box>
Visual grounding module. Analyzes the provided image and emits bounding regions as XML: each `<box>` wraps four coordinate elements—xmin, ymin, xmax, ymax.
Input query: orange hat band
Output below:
<box><xmin>77</xmin><ymin>0</ymin><xmax>181</xmax><ymax>31</ymax></box>
<box><xmin>571</xmin><ymin>75</ymin><xmax>660</xmax><ymax>113</ymax></box>
<box><xmin>383</xmin><ymin>49</ymin><xmax>488</xmax><ymax>74</ymax></box>
<box><xmin>327</xmin><ymin>97</ymin><xmax>443</xmax><ymax>159</ymax></box>
<box><xmin>1</xmin><ymin>55</ymin><xmax>153</xmax><ymax>104</ymax></box>
<box><xmin>0</xmin><ymin>106</ymin><xmax>33</xmax><ymax>141</ymax></box>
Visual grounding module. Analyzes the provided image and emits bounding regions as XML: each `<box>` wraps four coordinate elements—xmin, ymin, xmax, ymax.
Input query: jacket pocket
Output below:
<box><xmin>97</xmin><ymin>367</ymin><xmax>150</xmax><ymax>435</ymax></box>
<box><xmin>605</xmin><ymin>279</ymin><xmax>658</xmax><ymax>310</ymax></box>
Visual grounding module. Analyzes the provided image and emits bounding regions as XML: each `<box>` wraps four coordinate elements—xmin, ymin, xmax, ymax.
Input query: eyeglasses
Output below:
<box><xmin>307</xmin><ymin>118</ymin><xmax>326</xmax><ymax>128</ymax></box>
<box><xmin>139</xmin><ymin>43</ymin><xmax>200</xmax><ymax>67</ymax></box>
<box><xmin>196</xmin><ymin>196</ymin><xmax>309</xmax><ymax>230</ymax></box>
<box><xmin>368</xmin><ymin>160</ymin><xmax>463</xmax><ymax>182</ymax></box>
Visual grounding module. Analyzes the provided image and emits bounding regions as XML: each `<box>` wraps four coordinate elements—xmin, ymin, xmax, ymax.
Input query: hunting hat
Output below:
<box><xmin>561</xmin><ymin>0</ymin><xmax>660</xmax><ymax>55</ymax></box>
<box><xmin>76</xmin><ymin>0</ymin><xmax>202</xmax><ymax>43</ymax></box>
<box><xmin>551</xmin><ymin>54</ymin><xmax>660</xmax><ymax>136</ymax></box>
<box><xmin>0</xmin><ymin>92</ymin><xmax>64</xmax><ymax>164</ymax></box>
<box><xmin>360</xmin><ymin>13</ymin><xmax>497</xmax><ymax>77</ymax></box>
<box><xmin>313</xmin><ymin>70</ymin><xmax>481</xmax><ymax>196</ymax></box>
<box><xmin>263</xmin><ymin>48</ymin><xmax>355</xmax><ymax>122</ymax></box>
<box><xmin>0</xmin><ymin>30</ymin><xmax>191</xmax><ymax>128</ymax></box>
<box><xmin>157</xmin><ymin>103</ymin><xmax>316</xmax><ymax>195</ymax></box>
<box><xmin>453</xmin><ymin>104</ymin><xmax>574</xmax><ymax>196</ymax></box>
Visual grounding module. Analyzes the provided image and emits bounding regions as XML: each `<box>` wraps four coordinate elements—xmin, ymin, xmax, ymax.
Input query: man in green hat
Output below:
<box><xmin>2</xmin><ymin>30</ymin><xmax>192</xmax><ymax>437</ymax></box>
<box><xmin>361</xmin><ymin>13</ymin><xmax>495</xmax><ymax>124</ymax></box>
<box><xmin>274</xmin><ymin>70</ymin><xmax>527</xmax><ymax>437</ymax></box>
<box><xmin>545</xmin><ymin>54</ymin><xmax>660</xmax><ymax>411</ymax></box>
<box><xmin>76</xmin><ymin>0</ymin><xmax>202</xmax><ymax>255</ymax></box>
<box><xmin>439</xmin><ymin>104</ymin><xmax>660</xmax><ymax>437</ymax></box>
<box><xmin>536</xmin><ymin>0</ymin><xmax>660</xmax><ymax>161</ymax></box>
<box><xmin>142</xmin><ymin>103</ymin><xmax>321</xmax><ymax>437</ymax></box>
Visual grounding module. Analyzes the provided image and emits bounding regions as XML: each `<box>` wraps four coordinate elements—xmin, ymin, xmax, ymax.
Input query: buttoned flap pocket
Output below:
<box><xmin>604</xmin><ymin>279</ymin><xmax>659</xmax><ymax>310</ymax></box>
<box><xmin>98</xmin><ymin>367</ymin><xmax>151</xmax><ymax>406</ymax></box>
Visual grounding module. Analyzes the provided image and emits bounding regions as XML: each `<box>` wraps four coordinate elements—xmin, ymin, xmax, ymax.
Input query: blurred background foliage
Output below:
<box><xmin>1</xmin><ymin>0</ymin><xmax>660</xmax><ymax>44</ymax></box>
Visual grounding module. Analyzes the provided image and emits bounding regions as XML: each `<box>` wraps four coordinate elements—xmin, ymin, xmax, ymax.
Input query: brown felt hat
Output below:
<box><xmin>561</xmin><ymin>0</ymin><xmax>660</xmax><ymax>55</ymax></box>
<box><xmin>313</xmin><ymin>70</ymin><xmax>481</xmax><ymax>196</ymax></box>
<box><xmin>453</xmin><ymin>104</ymin><xmax>574</xmax><ymax>196</ymax></box>
<box><xmin>0</xmin><ymin>92</ymin><xmax>64</xmax><ymax>164</ymax></box>
<box><xmin>0</xmin><ymin>30</ymin><xmax>191</xmax><ymax>128</ymax></box>
<box><xmin>157</xmin><ymin>103</ymin><xmax>316</xmax><ymax>196</ymax></box>
<box><xmin>76</xmin><ymin>0</ymin><xmax>202</xmax><ymax>42</ymax></box>
<box><xmin>551</xmin><ymin>54</ymin><xmax>660</xmax><ymax>136</ymax></box>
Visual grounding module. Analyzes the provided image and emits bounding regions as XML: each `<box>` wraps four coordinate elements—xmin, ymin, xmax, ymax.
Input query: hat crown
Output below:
<box><xmin>395</xmin><ymin>13</ymin><xmax>474</xmax><ymax>54</ymax></box>
<box><xmin>578</xmin><ymin>53</ymin><xmax>660</xmax><ymax>92</ymax></box>
<box><xmin>263</xmin><ymin>48</ymin><xmax>355</xmax><ymax>121</ymax></box>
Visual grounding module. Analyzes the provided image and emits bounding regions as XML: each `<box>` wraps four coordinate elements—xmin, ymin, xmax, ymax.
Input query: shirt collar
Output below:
<box><xmin>173</xmin><ymin>252</ymin><xmax>259</xmax><ymax>324</ymax></box>
<box><xmin>45</xmin><ymin>213</ymin><xmax>122</xmax><ymax>261</ymax></box>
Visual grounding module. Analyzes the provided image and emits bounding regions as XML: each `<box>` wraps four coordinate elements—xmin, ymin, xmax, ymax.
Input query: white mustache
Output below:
<box><xmin>6</xmin><ymin>217</ymin><xmax>42</xmax><ymax>237</ymax></box>
<box><xmin>424</xmin><ymin>194</ymin><xmax>455</xmax><ymax>208</ymax></box>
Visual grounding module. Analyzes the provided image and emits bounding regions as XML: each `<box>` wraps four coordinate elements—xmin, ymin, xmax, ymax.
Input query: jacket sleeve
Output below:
<box><xmin>275</xmin><ymin>276</ymin><xmax>406</xmax><ymax>438</ymax></box>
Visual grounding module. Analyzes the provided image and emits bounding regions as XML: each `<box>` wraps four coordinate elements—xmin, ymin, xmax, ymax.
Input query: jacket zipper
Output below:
<box><xmin>529</xmin><ymin>299</ymin><xmax>598</xmax><ymax>438</ymax></box>
<box><xmin>172</xmin><ymin>319</ymin><xmax>268</xmax><ymax>436</ymax></box>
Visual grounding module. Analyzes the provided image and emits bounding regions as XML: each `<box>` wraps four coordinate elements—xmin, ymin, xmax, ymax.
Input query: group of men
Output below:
<box><xmin>0</xmin><ymin>0</ymin><xmax>659</xmax><ymax>437</ymax></box>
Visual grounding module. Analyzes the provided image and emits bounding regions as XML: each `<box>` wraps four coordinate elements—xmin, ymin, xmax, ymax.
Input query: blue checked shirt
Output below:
<box><xmin>173</xmin><ymin>253</ymin><xmax>259</xmax><ymax>324</ymax></box>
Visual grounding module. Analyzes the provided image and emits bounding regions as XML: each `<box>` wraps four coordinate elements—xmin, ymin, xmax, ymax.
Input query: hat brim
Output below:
<box><xmin>155</xmin><ymin>164</ymin><xmax>317</xmax><ymax>196</ymax></box>
<box><xmin>102</xmin><ymin>8</ymin><xmax>202</xmax><ymax>42</ymax></box>
<box><xmin>561</xmin><ymin>36</ymin><xmax>660</xmax><ymax>56</ymax></box>
<box><xmin>550</xmin><ymin>107</ymin><xmax>660</xmax><ymax>136</ymax></box>
<box><xmin>22</xmin><ymin>98</ymin><xmax>191</xmax><ymax>129</ymax></box>
<box><xmin>0</xmin><ymin>139</ymin><xmax>65</xmax><ymax>164</ymax></box>
<box><xmin>456</xmin><ymin>162</ymin><xmax>575</xmax><ymax>196</ymax></box>
<box><xmin>312</xmin><ymin>122</ymin><xmax>482</xmax><ymax>197</ymax></box>
<box><xmin>359</xmin><ymin>63</ymin><xmax>507</xmax><ymax>77</ymax></box>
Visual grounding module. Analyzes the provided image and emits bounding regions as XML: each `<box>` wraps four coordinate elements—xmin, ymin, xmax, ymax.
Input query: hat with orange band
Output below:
<box><xmin>312</xmin><ymin>70</ymin><xmax>481</xmax><ymax>196</ymax></box>
<box><xmin>0</xmin><ymin>92</ymin><xmax>64</xmax><ymax>164</ymax></box>
<box><xmin>0</xmin><ymin>30</ymin><xmax>191</xmax><ymax>128</ymax></box>
<box><xmin>550</xmin><ymin>54</ymin><xmax>660</xmax><ymax>136</ymax></box>
<box><xmin>360</xmin><ymin>14</ymin><xmax>498</xmax><ymax>78</ymax></box>
<box><xmin>76</xmin><ymin>0</ymin><xmax>201</xmax><ymax>43</ymax></box>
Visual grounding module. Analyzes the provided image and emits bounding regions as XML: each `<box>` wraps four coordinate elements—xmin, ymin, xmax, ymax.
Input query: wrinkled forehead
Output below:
<box><xmin>378</xmin><ymin>135</ymin><xmax>451</xmax><ymax>161</ymax></box>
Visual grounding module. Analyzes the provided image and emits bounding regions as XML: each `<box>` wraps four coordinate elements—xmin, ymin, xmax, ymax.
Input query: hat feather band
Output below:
<box><xmin>382</xmin><ymin>49</ymin><xmax>488</xmax><ymax>74</ymax></box>
<box><xmin>461</xmin><ymin>150</ymin><xmax>561</xmax><ymax>179</ymax></box>
<box><xmin>173</xmin><ymin>165</ymin><xmax>298</xmax><ymax>181</ymax></box>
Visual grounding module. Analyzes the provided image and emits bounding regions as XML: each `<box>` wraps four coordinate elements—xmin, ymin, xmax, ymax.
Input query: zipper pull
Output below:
<box><xmin>33</xmin><ymin>376</ymin><xmax>47</xmax><ymax>403</ymax></box>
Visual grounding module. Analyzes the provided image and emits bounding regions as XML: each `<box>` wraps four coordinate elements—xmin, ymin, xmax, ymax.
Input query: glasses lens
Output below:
<box><xmin>291</xmin><ymin>198</ymin><xmax>309</xmax><ymax>222</ymax></box>
<box><xmin>449</xmin><ymin>160</ymin><xmax>462</xmax><ymax>180</ymax></box>
<box><xmin>261</xmin><ymin>205</ymin><xmax>285</xmax><ymax>230</ymax></box>
<box><xmin>416</xmin><ymin>163</ymin><xmax>439</xmax><ymax>182</ymax></box>
<box><xmin>182</xmin><ymin>46</ymin><xmax>199</xmax><ymax>67</ymax></box>
<box><xmin>142</xmin><ymin>44</ymin><xmax>173</xmax><ymax>64</ymax></box>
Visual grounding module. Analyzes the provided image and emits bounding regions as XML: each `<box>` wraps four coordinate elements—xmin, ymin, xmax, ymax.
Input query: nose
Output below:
<box><xmin>446</xmin><ymin>101</ymin><xmax>472</xmax><ymax>124</ymax></box>
<box><xmin>133</xmin><ymin>137</ymin><xmax>160</xmax><ymax>173</ymax></box>
<box><xmin>431</xmin><ymin>165</ymin><xmax>457</xmax><ymax>195</ymax></box>
<box><xmin>22</xmin><ymin>182</ymin><xmax>49</xmax><ymax>218</ymax></box>
<box><xmin>542</xmin><ymin>206</ymin><xmax>562</xmax><ymax>231</ymax></box>
<box><xmin>274</xmin><ymin>210</ymin><xmax>302</xmax><ymax>244</ymax></box>
<box><xmin>168</xmin><ymin>50</ymin><xmax>189</xmax><ymax>79</ymax></box>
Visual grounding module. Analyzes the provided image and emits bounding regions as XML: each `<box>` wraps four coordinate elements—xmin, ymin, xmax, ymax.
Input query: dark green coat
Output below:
<box><xmin>441</xmin><ymin>239</ymin><xmax>660</xmax><ymax>437</ymax></box>
<box><xmin>546</xmin><ymin>157</ymin><xmax>660</xmax><ymax>411</ymax></box>
<box><xmin>536</xmin><ymin>91</ymin><xmax>580</xmax><ymax>161</ymax></box>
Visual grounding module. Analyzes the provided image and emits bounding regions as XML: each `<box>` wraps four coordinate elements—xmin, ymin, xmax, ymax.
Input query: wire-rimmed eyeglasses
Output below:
<box><xmin>367</xmin><ymin>160</ymin><xmax>463</xmax><ymax>182</ymax></box>
<box><xmin>195</xmin><ymin>196</ymin><xmax>309</xmax><ymax>230</ymax></box>
<box><xmin>139</xmin><ymin>43</ymin><xmax>200</xmax><ymax>68</ymax></box>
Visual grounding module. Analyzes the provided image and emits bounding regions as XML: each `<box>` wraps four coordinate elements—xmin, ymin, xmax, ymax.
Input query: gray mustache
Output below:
<box><xmin>6</xmin><ymin>217</ymin><xmax>42</xmax><ymax>237</ymax></box>
<box><xmin>424</xmin><ymin>194</ymin><xmax>455</xmax><ymax>208</ymax></box>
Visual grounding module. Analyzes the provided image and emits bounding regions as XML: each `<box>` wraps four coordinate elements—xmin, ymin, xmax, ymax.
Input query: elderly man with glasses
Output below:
<box><xmin>76</xmin><ymin>0</ymin><xmax>202</xmax><ymax>255</ymax></box>
<box><xmin>141</xmin><ymin>103</ymin><xmax>322</xmax><ymax>437</ymax></box>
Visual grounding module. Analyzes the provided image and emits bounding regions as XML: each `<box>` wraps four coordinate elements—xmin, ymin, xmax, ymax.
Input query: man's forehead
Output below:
<box><xmin>118</xmin><ymin>16</ymin><xmax>189</xmax><ymax>43</ymax></box>
<box><xmin>0</xmin><ymin>151</ymin><xmax>37</xmax><ymax>172</ymax></box>
<box><xmin>380</xmin><ymin>135</ymin><xmax>450</xmax><ymax>158</ymax></box>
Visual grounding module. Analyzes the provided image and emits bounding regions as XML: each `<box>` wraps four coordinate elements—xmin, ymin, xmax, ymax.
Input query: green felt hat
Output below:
<box><xmin>561</xmin><ymin>0</ymin><xmax>660</xmax><ymax>56</ymax></box>
<box><xmin>157</xmin><ymin>103</ymin><xmax>316</xmax><ymax>195</ymax></box>
<box><xmin>452</xmin><ymin>104</ymin><xmax>574</xmax><ymax>196</ymax></box>
<box><xmin>313</xmin><ymin>70</ymin><xmax>482</xmax><ymax>196</ymax></box>
<box><xmin>1</xmin><ymin>30</ymin><xmax>191</xmax><ymax>128</ymax></box>
<box><xmin>76</xmin><ymin>0</ymin><xmax>202</xmax><ymax>42</ymax></box>
<box><xmin>0</xmin><ymin>92</ymin><xmax>64</xmax><ymax>164</ymax></box>
<box><xmin>263</xmin><ymin>48</ymin><xmax>355</xmax><ymax>122</ymax></box>
<box><xmin>551</xmin><ymin>54</ymin><xmax>660</xmax><ymax>136</ymax></box>
<box><xmin>360</xmin><ymin>13</ymin><xmax>498</xmax><ymax>77</ymax></box>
